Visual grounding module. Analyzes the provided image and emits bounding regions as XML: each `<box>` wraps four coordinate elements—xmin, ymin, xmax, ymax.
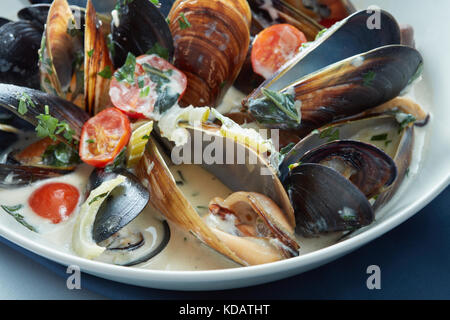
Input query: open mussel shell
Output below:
<box><xmin>248</xmin><ymin>45</ymin><xmax>423</xmax><ymax>133</ymax></box>
<box><xmin>84</xmin><ymin>0</ymin><xmax>113</xmax><ymax>115</ymax></box>
<box><xmin>298</xmin><ymin>140</ymin><xmax>397</xmax><ymax>199</ymax></box>
<box><xmin>97</xmin><ymin>220</ymin><xmax>170</xmax><ymax>266</ymax></box>
<box><xmin>111</xmin><ymin>0</ymin><xmax>174</xmax><ymax>68</ymax></box>
<box><xmin>168</xmin><ymin>0</ymin><xmax>251</xmax><ymax>107</ymax></box>
<box><xmin>280</xmin><ymin>114</ymin><xmax>414</xmax><ymax>210</ymax></box>
<box><xmin>246</xmin><ymin>9</ymin><xmax>401</xmax><ymax>99</ymax></box>
<box><xmin>0</xmin><ymin>84</ymin><xmax>90</xmax><ymax>145</ymax></box>
<box><xmin>40</xmin><ymin>0</ymin><xmax>84</xmax><ymax>99</ymax></box>
<box><xmin>89</xmin><ymin>168</ymin><xmax>150</xmax><ymax>243</ymax></box>
<box><xmin>285</xmin><ymin>163</ymin><xmax>374</xmax><ymax>236</ymax></box>
<box><xmin>0</xmin><ymin>21</ymin><xmax>42</xmax><ymax>89</ymax></box>
<box><xmin>136</xmin><ymin>128</ymin><xmax>297</xmax><ymax>265</ymax></box>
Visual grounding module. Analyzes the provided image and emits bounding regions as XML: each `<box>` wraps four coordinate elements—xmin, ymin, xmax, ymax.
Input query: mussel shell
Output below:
<box><xmin>298</xmin><ymin>140</ymin><xmax>397</xmax><ymax>199</ymax></box>
<box><xmin>373</xmin><ymin>125</ymin><xmax>414</xmax><ymax>210</ymax></box>
<box><xmin>0</xmin><ymin>18</ymin><xmax>10</xmax><ymax>27</ymax></box>
<box><xmin>280</xmin><ymin>115</ymin><xmax>411</xmax><ymax>181</ymax></box>
<box><xmin>168</xmin><ymin>0</ymin><xmax>251</xmax><ymax>107</ymax></box>
<box><xmin>111</xmin><ymin>0</ymin><xmax>174</xmax><ymax>68</ymax></box>
<box><xmin>84</xmin><ymin>0</ymin><xmax>113</xmax><ymax>115</ymax></box>
<box><xmin>0</xmin><ymin>164</ymin><xmax>67</xmax><ymax>188</ymax></box>
<box><xmin>246</xmin><ymin>9</ymin><xmax>401</xmax><ymax>98</ymax></box>
<box><xmin>248</xmin><ymin>45</ymin><xmax>423</xmax><ymax>132</ymax></box>
<box><xmin>0</xmin><ymin>84</ymin><xmax>90</xmax><ymax>145</ymax></box>
<box><xmin>248</xmin><ymin>0</ymin><xmax>324</xmax><ymax>40</ymax></box>
<box><xmin>0</xmin><ymin>21</ymin><xmax>42</xmax><ymax>89</ymax></box>
<box><xmin>89</xmin><ymin>169</ymin><xmax>150</xmax><ymax>243</ymax></box>
<box><xmin>285</xmin><ymin>163</ymin><xmax>374</xmax><ymax>236</ymax></box>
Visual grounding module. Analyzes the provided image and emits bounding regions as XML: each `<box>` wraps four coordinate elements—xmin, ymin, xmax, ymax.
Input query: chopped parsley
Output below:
<box><xmin>319</xmin><ymin>127</ymin><xmax>340</xmax><ymax>142</ymax></box>
<box><xmin>89</xmin><ymin>192</ymin><xmax>109</xmax><ymax>205</ymax></box>
<box><xmin>142</xmin><ymin>135</ymin><xmax>150</xmax><ymax>140</ymax></box>
<box><xmin>146</xmin><ymin>42</ymin><xmax>169</xmax><ymax>60</ymax></box>
<box><xmin>114</xmin><ymin>52</ymin><xmax>136</xmax><ymax>85</ymax></box>
<box><xmin>42</xmin><ymin>142</ymin><xmax>80</xmax><ymax>167</ymax></box>
<box><xmin>261</xmin><ymin>88</ymin><xmax>300</xmax><ymax>123</ymax></box>
<box><xmin>371</xmin><ymin>133</ymin><xmax>388</xmax><ymax>141</ymax></box>
<box><xmin>149</xmin><ymin>0</ymin><xmax>160</xmax><ymax>6</ymax></box>
<box><xmin>87</xmin><ymin>49</ymin><xmax>94</xmax><ymax>57</ymax></box>
<box><xmin>179</xmin><ymin>12</ymin><xmax>191</xmax><ymax>29</ymax></box>
<box><xmin>98</xmin><ymin>65</ymin><xmax>113</xmax><ymax>79</ymax></box>
<box><xmin>35</xmin><ymin>105</ymin><xmax>76</xmax><ymax>143</ymax></box>
<box><xmin>17</xmin><ymin>92</ymin><xmax>36</xmax><ymax>115</ymax></box>
<box><xmin>1</xmin><ymin>205</ymin><xmax>37</xmax><ymax>232</ymax></box>
<box><xmin>104</xmin><ymin>147</ymin><xmax>127</xmax><ymax>172</ymax></box>
<box><xmin>363</xmin><ymin>71</ymin><xmax>376</xmax><ymax>86</ymax></box>
<box><xmin>140</xmin><ymin>86</ymin><xmax>150</xmax><ymax>98</ymax></box>
<box><xmin>86</xmin><ymin>139</ymin><xmax>95</xmax><ymax>144</ymax></box>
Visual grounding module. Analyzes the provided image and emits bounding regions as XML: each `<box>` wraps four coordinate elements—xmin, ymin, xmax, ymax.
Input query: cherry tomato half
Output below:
<box><xmin>251</xmin><ymin>24</ymin><xmax>307</xmax><ymax>79</ymax></box>
<box><xmin>79</xmin><ymin>107</ymin><xmax>131</xmax><ymax>168</ymax></box>
<box><xmin>29</xmin><ymin>183</ymin><xmax>80</xmax><ymax>224</ymax></box>
<box><xmin>109</xmin><ymin>54</ymin><xmax>187</xmax><ymax>119</ymax></box>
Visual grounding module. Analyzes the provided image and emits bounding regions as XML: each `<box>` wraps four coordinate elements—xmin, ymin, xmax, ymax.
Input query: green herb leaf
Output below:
<box><xmin>86</xmin><ymin>139</ymin><xmax>95</xmax><ymax>144</ymax></box>
<box><xmin>35</xmin><ymin>105</ymin><xmax>76</xmax><ymax>143</ymax></box>
<box><xmin>17</xmin><ymin>92</ymin><xmax>36</xmax><ymax>115</ymax></box>
<box><xmin>114</xmin><ymin>52</ymin><xmax>136</xmax><ymax>85</ymax></box>
<box><xmin>104</xmin><ymin>147</ymin><xmax>127</xmax><ymax>172</ymax></box>
<box><xmin>319</xmin><ymin>127</ymin><xmax>340</xmax><ymax>142</ymax></box>
<box><xmin>1</xmin><ymin>205</ymin><xmax>37</xmax><ymax>232</ymax></box>
<box><xmin>42</xmin><ymin>142</ymin><xmax>80</xmax><ymax>167</ymax></box>
<box><xmin>87</xmin><ymin>49</ymin><xmax>94</xmax><ymax>57</ymax></box>
<box><xmin>140</xmin><ymin>86</ymin><xmax>150</xmax><ymax>98</ymax></box>
<box><xmin>98</xmin><ymin>65</ymin><xmax>113</xmax><ymax>79</ymax></box>
<box><xmin>179</xmin><ymin>12</ymin><xmax>191</xmax><ymax>30</ymax></box>
<box><xmin>261</xmin><ymin>88</ymin><xmax>300</xmax><ymax>123</ymax></box>
<box><xmin>149</xmin><ymin>0</ymin><xmax>160</xmax><ymax>6</ymax></box>
<box><xmin>142</xmin><ymin>135</ymin><xmax>150</xmax><ymax>140</ymax></box>
<box><xmin>146</xmin><ymin>42</ymin><xmax>169</xmax><ymax>60</ymax></box>
<box><xmin>89</xmin><ymin>192</ymin><xmax>109</xmax><ymax>205</ymax></box>
<box><xmin>371</xmin><ymin>133</ymin><xmax>388</xmax><ymax>141</ymax></box>
<box><xmin>363</xmin><ymin>71</ymin><xmax>376</xmax><ymax>86</ymax></box>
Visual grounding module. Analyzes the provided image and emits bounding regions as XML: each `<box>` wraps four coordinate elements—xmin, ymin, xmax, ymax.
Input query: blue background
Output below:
<box><xmin>1</xmin><ymin>186</ymin><xmax>448</xmax><ymax>300</ymax></box>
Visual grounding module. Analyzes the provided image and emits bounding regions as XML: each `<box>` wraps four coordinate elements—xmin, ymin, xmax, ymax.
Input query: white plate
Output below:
<box><xmin>0</xmin><ymin>0</ymin><xmax>449</xmax><ymax>291</ymax></box>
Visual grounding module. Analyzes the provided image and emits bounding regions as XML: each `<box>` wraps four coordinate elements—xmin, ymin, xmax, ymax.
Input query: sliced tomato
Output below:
<box><xmin>251</xmin><ymin>24</ymin><xmax>307</xmax><ymax>79</ymax></box>
<box><xmin>29</xmin><ymin>183</ymin><xmax>80</xmax><ymax>224</ymax></box>
<box><xmin>79</xmin><ymin>107</ymin><xmax>131</xmax><ymax>168</ymax></box>
<box><xmin>109</xmin><ymin>54</ymin><xmax>187</xmax><ymax>119</ymax></box>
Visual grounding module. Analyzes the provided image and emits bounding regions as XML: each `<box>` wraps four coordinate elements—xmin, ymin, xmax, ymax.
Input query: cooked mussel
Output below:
<box><xmin>296</xmin><ymin>140</ymin><xmax>397</xmax><ymax>199</ymax></box>
<box><xmin>111</xmin><ymin>0</ymin><xmax>174</xmax><ymax>68</ymax></box>
<box><xmin>0</xmin><ymin>21</ymin><xmax>42</xmax><ymax>89</ymax></box>
<box><xmin>168</xmin><ymin>0</ymin><xmax>251</xmax><ymax>107</ymax></box>
<box><xmin>0</xmin><ymin>84</ymin><xmax>89</xmax><ymax>186</ymax></box>
<box><xmin>83</xmin><ymin>168</ymin><xmax>168</xmax><ymax>266</ymax></box>
<box><xmin>89</xmin><ymin>169</ymin><xmax>150</xmax><ymax>243</ymax></box>
<box><xmin>280</xmin><ymin>114</ymin><xmax>414</xmax><ymax>211</ymax></box>
<box><xmin>247</xmin><ymin>9</ymin><xmax>401</xmax><ymax>95</ymax></box>
<box><xmin>39</xmin><ymin>0</ymin><xmax>84</xmax><ymax>101</ymax></box>
<box><xmin>136</xmin><ymin>128</ymin><xmax>298</xmax><ymax>266</ymax></box>
<box><xmin>285</xmin><ymin>163</ymin><xmax>374</xmax><ymax>236</ymax></box>
<box><xmin>247</xmin><ymin>45</ymin><xmax>422</xmax><ymax>134</ymax></box>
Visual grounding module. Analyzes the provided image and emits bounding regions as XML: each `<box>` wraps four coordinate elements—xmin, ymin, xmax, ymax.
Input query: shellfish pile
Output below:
<box><xmin>0</xmin><ymin>0</ymin><xmax>428</xmax><ymax>267</ymax></box>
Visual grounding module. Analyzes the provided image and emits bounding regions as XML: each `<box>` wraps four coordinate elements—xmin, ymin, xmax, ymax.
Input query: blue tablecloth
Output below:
<box><xmin>1</xmin><ymin>186</ymin><xmax>449</xmax><ymax>300</ymax></box>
